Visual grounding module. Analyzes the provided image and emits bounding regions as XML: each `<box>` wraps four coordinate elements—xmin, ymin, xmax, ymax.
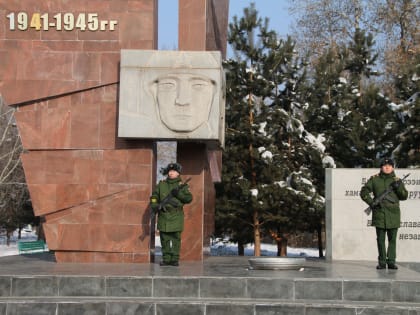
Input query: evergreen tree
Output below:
<box><xmin>392</xmin><ymin>51</ymin><xmax>420</xmax><ymax>167</ymax></box>
<box><xmin>291</xmin><ymin>0</ymin><xmax>419</xmax><ymax>168</ymax></box>
<box><xmin>305</xmin><ymin>29</ymin><xmax>399</xmax><ymax>167</ymax></box>
<box><xmin>217</xmin><ymin>3</ymin><xmax>327</xmax><ymax>256</ymax></box>
<box><xmin>395</xmin><ymin>96</ymin><xmax>420</xmax><ymax>168</ymax></box>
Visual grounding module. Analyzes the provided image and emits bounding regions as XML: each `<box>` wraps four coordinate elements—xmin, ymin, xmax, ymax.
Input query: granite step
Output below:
<box><xmin>2</xmin><ymin>274</ymin><xmax>420</xmax><ymax>303</ymax></box>
<box><xmin>1</xmin><ymin>274</ymin><xmax>420</xmax><ymax>314</ymax></box>
<box><xmin>1</xmin><ymin>296</ymin><xmax>420</xmax><ymax>315</ymax></box>
<box><xmin>2</xmin><ymin>255</ymin><xmax>420</xmax><ymax>314</ymax></box>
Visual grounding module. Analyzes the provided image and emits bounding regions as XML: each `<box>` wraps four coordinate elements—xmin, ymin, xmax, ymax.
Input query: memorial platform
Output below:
<box><xmin>1</xmin><ymin>253</ymin><xmax>420</xmax><ymax>315</ymax></box>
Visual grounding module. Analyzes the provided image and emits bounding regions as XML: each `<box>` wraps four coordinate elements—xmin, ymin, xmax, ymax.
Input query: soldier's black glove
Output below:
<box><xmin>391</xmin><ymin>179</ymin><xmax>402</xmax><ymax>190</ymax></box>
<box><xmin>170</xmin><ymin>188</ymin><xmax>179</xmax><ymax>196</ymax></box>
<box><xmin>369</xmin><ymin>198</ymin><xmax>382</xmax><ymax>210</ymax></box>
<box><xmin>372</xmin><ymin>203</ymin><xmax>381</xmax><ymax>211</ymax></box>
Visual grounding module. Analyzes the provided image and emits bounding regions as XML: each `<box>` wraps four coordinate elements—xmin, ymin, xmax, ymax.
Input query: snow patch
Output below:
<box><xmin>1</xmin><ymin>229</ymin><xmax>322</xmax><ymax>258</ymax></box>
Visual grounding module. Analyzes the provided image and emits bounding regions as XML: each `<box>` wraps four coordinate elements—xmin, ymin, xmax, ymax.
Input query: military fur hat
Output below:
<box><xmin>380</xmin><ymin>157</ymin><xmax>394</xmax><ymax>167</ymax></box>
<box><xmin>161</xmin><ymin>162</ymin><xmax>182</xmax><ymax>175</ymax></box>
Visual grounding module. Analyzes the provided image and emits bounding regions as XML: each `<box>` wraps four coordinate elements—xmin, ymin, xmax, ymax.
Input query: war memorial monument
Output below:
<box><xmin>1</xmin><ymin>0</ymin><xmax>420</xmax><ymax>314</ymax></box>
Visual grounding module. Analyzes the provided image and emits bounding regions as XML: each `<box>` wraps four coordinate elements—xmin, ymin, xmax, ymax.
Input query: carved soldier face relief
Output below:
<box><xmin>118</xmin><ymin>50</ymin><xmax>225</xmax><ymax>147</ymax></box>
<box><xmin>153</xmin><ymin>73</ymin><xmax>215</xmax><ymax>132</ymax></box>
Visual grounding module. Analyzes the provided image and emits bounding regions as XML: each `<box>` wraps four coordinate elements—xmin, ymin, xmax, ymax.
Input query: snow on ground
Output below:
<box><xmin>0</xmin><ymin>228</ymin><xmax>322</xmax><ymax>258</ymax></box>
<box><xmin>209</xmin><ymin>239</ymin><xmax>321</xmax><ymax>257</ymax></box>
<box><xmin>0</xmin><ymin>227</ymin><xmax>40</xmax><ymax>257</ymax></box>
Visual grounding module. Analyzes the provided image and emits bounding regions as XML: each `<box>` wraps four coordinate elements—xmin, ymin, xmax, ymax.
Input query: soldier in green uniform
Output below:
<box><xmin>150</xmin><ymin>163</ymin><xmax>193</xmax><ymax>266</ymax></box>
<box><xmin>360</xmin><ymin>158</ymin><xmax>408</xmax><ymax>270</ymax></box>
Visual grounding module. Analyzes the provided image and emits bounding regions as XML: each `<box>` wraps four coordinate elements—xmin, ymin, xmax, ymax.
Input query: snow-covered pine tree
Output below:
<box><xmin>216</xmin><ymin>3</ymin><xmax>271</xmax><ymax>256</ymax></box>
<box><xmin>216</xmin><ymin>3</ymin><xmax>327</xmax><ymax>256</ymax></box>
<box><xmin>304</xmin><ymin>46</ymin><xmax>346</xmax><ymax>137</ymax></box>
<box><xmin>394</xmin><ymin>95</ymin><xmax>420</xmax><ymax>168</ymax></box>
<box><xmin>391</xmin><ymin>52</ymin><xmax>420</xmax><ymax>168</ymax></box>
<box><xmin>305</xmin><ymin>29</ymin><xmax>399</xmax><ymax>167</ymax></box>
<box><xmin>336</xmin><ymin>29</ymin><xmax>401</xmax><ymax>166</ymax></box>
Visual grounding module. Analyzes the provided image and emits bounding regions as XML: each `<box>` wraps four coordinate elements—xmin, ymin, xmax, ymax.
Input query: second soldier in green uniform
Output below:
<box><xmin>150</xmin><ymin>163</ymin><xmax>193</xmax><ymax>266</ymax></box>
<box><xmin>361</xmin><ymin>158</ymin><xmax>408</xmax><ymax>270</ymax></box>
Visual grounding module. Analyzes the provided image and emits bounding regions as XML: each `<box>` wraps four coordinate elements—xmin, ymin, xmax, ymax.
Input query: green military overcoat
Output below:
<box><xmin>151</xmin><ymin>177</ymin><xmax>193</xmax><ymax>232</ymax></box>
<box><xmin>360</xmin><ymin>171</ymin><xmax>408</xmax><ymax>229</ymax></box>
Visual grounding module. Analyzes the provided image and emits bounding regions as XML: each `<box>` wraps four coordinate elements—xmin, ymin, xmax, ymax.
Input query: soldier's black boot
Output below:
<box><xmin>376</xmin><ymin>264</ymin><xmax>386</xmax><ymax>269</ymax></box>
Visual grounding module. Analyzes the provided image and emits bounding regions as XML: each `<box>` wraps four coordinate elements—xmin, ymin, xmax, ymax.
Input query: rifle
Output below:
<box><xmin>153</xmin><ymin>177</ymin><xmax>192</xmax><ymax>215</ymax></box>
<box><xmin>364</xmin><ymin>173</ymin><xmax>410</xmax><ymax>215</ymax></box>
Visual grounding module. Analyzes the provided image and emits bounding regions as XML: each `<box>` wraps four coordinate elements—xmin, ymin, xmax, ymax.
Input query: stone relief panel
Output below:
<box><xmin>118</xmin><ymin>50</ymin><xmax>225</xmax><ymax>147</ymax></box>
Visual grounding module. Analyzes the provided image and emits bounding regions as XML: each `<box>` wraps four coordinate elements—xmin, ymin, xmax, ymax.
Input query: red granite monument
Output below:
<box><xmin>0</xmin><ymin>0</ymin><xmax>228</xmax><ymax>263</ymax></box>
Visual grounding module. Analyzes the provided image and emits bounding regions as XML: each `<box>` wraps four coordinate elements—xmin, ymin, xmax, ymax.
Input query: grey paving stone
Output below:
<box><xmin>200</xmin><ymin>277</ymin><xmax>247</xmax><ymax>298</ymax></box>
<box><xmin>107</xmin><ymin>302</ymin><xmax>155</xmax><ymax>315</ymax></box>
<box><xmin>156</xmin><ymin>303</ymin><xmax>204</xmax><ymax>315</ymax></box>
<box><xmin>206</xmin><ymin>303</ymin><xmax>254</xmax><ymax>315</ymax></box>
<box><xmin>58</xmin><ymin>276</ymin><xmax>105</xmax><ymax>296</ymax></box>
<box><xmin>392</xmin><ymin>281</ymin><xmax>420</xmax><ymax>302</ymax></box>
<box><xmin>107</xmin><ymin>277</ymin><xmax>152</xmax><ymax>297</ymax></box>
<box><xmin>247</xmin><ymin>278</ymin><xmax>294</xmax><ymax>299</ymax></box>
<box><xmin>7</xmin><ymin>302</ymin><xmax>57</xmax><ymax>315</ymax></box>
<box><xmin>256</xmin><ymin>304</ymin><xmax>305</xmax><ymax>315</ymax></box>
<box><xmin>306</xmin><ymin>306</ymin><xmax>356</xmax><ymax>315</ymax></box>
<box><xmin>354</xmin><ymin>306</ymin><xmax>410</xmax><ymax>315</ymax></box>
<box><xmin>295</xmin><ymin>280</ymin><xmax>342</xmax><ymax>300</ymax></box>
<box><xmin>0</xmin><ymin>277</ymin><xmax>10</xmax><ymax>297</ymax></box>
<box><xmin>343</xmin><ymin>280</ymin><xmax>391</xmax><ymax>301</ymax></box>
<box><xmin>57</xmin><ymin>302</ymin><xmax>106</xmax><ymax>315</ymax></box>
<box><xmin>153</xmin><ymin>277</ymin><xmax>199</xmax><ymax>297</ymax></box>
<box><xmin>12</xmin><ymin>276</ymin><xmax>57</xmax><ymax>296</ymax></box>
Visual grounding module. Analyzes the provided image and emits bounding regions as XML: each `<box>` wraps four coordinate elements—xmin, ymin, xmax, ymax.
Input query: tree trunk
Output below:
<box><xmin>270</xmin><ymin>230</ymin><xmax>288</xmax><ymax>257</ymax></box>
<box><xmin>277</xmin><ymin>236</ymin><xmax>288</xmax><ymax>257</ymax></box>
<box><xmin>247</xmin><ymin>71</ymin><xmax>261</xmax><ymax>257</ymax></box>
<box><xmin>317</xmin><ymin>224</ymin><xmax>324</xmax><ymax>258</ymax></box>
<box><xmin>36</xmin><ymin>223</ymin><xmax>45</xmax><ymax>241</ymax></box>
<box><xmin>253</xmin><ymin>210</ymin><xmax>261</xmax><ymax>256</ymax></box>
<box><xmin>238</xmin><ymin>241</ymin><xmax>245</xmax><ymax>256</ymax></box>
<box><xmin>6</xmin><ymin>228</ymin><xmax>13</xmax><ymax>246</ymax></box>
